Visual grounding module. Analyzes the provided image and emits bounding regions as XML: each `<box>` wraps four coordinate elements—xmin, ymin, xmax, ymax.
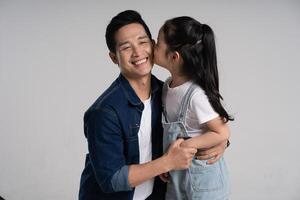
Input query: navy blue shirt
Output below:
<box><xmin>79</xmin><ymin>74</ymin><xmax>166</xmax><ymax>200</ymax></box>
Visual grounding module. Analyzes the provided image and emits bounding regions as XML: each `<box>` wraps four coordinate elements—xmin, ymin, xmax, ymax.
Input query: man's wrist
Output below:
<box><xmin>161</xmin><ymin>154</ymin><xmax>172</xmax><ymax>172</ymax></box>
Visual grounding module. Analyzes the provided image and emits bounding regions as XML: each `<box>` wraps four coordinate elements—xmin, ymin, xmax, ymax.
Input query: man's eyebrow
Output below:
<box><xmin>138</xmin><ymin>35</ymin><xmax>150</xmax><ymax>40</ymax></box>
<box><xmin>118</xmin><ymin>41</ymin><xmax>130</xmax><ymax>47</ymax></box>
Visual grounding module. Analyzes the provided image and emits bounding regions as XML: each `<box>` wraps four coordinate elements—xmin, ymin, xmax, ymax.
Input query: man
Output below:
<box><xmin>79</xmin><ymin>10</ymin><xmax>227</xmax><ymax>200</ymax></box>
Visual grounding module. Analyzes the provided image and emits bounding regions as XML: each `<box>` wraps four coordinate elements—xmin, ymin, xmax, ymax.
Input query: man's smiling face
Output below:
<box><xmin>110</xmin><ymin>23</ymin><xmax>154</xmax><ymax>80</ymax></box>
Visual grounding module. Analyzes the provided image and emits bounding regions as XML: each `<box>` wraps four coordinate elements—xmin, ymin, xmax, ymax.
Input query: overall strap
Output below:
<box><xmin>178</xmin><ymin>83</ymin><xmax>198</xmax><ymax>123</ymax></box>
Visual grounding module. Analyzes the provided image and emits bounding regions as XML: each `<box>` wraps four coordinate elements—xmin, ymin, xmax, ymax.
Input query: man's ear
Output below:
<box><xmin>109</xmin><ymin>52</ymin><xmax>119</xmax><ymax>65</ymax></box>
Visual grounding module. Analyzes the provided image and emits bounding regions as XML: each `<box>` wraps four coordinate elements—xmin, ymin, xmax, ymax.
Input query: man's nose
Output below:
<box><xmin>132</xmin><ymin>45</ymin><xmax>142</xmax><ymax>57</ymax></box>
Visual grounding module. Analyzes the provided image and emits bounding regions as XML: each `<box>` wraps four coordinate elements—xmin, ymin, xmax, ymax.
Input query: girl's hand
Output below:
<box><xmin>159</xmin><ymin>172</ymin><xmax>170</xmax><ymax>183</ymax></box>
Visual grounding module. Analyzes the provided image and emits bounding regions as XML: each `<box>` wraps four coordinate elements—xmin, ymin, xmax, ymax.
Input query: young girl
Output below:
<box><xmin>154</xmin><ymin>16</ymin><xmax>233</xmax><ymax>200</ymax></box>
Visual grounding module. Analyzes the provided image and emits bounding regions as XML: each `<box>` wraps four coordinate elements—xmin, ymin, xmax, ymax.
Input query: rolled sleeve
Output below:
<box><xmin>111</xmin><ymin>165</ymin><xmax>131</xmax><ymax>191</ymax></box>
<box><xmin>85</xmin><ymin>107</ymin><xmax>132</xmax><ymax>193</ymax></box>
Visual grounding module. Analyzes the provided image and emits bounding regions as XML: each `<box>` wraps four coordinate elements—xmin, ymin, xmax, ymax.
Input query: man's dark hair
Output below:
<box><xmin>105</xmin><ymin>10</ymin><xmax>152</xmax><ymax>53</ymax></box>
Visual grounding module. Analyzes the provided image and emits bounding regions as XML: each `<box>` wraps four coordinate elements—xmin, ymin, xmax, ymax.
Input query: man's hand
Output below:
<box><xmin>164</xmin><ymin>139</ymin><xmax>197</xmax><ymax>170</ymax></box>
<box><xmin>195</xmin><ymin>140</ymin><xmax>227</xmax><ymax>164</ymax></box>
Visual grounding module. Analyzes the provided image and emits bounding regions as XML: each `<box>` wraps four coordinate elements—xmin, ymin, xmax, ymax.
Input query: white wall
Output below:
<box><xmin>1</xmin><ymin>0</ymin><xmax>300</xmax><ymax>199</ymax></box>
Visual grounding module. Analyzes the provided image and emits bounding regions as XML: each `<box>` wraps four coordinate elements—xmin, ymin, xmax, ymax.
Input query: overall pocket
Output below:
<box><xmin>189</xmin><ymin>159</ymin><xmax>223</xmax><ymax>192</ymax></box>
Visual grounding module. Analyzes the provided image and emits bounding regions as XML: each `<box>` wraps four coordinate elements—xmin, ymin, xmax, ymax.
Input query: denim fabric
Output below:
<box><xmin>162</xmin><ymin>82</ymin><xmax>230</xmax><ymax>200</ymax></box>
<box><xmin>79</xmin><ymin>74</ymin><xmax>166</xmax><ymax>200</ymax></box>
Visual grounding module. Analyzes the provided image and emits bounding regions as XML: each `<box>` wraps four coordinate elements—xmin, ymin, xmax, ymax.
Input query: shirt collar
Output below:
<box><xmin>117</xmin><ymin>73</ymin><xmax>159</xmax><ymax>106</ymax></box>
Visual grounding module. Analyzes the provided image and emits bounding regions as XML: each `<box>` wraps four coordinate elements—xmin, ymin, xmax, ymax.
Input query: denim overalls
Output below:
<box><xmin>162</xmin><ymin>82</ymin><xmax>230</xmax><ymax>200</ymax></box>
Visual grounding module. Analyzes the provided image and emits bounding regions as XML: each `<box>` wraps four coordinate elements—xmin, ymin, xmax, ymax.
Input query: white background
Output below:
<box><xmin>1</xmin><ymin>0</ymin><xmax>300</xmax><ymax>199</ymax></box>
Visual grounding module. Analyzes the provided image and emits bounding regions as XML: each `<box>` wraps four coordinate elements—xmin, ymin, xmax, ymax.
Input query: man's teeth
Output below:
<box><xmin>133</xmin><ymin>58</ymin><xmax>147</xmax><ymax>65</ymax></box>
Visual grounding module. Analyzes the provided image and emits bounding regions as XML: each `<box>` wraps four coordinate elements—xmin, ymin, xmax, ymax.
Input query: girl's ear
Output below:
<box><xmin>109</xmin><ymin>52</ymin><xmax>119</xmax><ymax>65</ymax></box>
<box><xmin>171</xmin><ymin>51</ymin><xmax>184</xmax><ymax>68</ymax></box>
<box><xmin>172</xmin><ymin>51</ymin><xmax>181</xmax><ymax>62</ymax></box>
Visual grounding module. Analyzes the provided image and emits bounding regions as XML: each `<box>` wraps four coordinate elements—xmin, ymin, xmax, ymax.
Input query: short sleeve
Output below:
<box><xmin>189</xmin><ymin>89</ymin><xmax>219</xmax><ymax>124</ymax></box>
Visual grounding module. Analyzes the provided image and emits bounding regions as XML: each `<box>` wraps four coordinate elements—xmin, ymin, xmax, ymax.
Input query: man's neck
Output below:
<box><xmin>127</xmin><ymin>75</ymin><xmax>151</xmax><ymax>101</ymax></box>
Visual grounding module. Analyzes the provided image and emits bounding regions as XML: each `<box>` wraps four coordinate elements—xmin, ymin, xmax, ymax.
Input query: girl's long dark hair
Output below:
<box><xmin>162</xmin><ymin>16</ymin><xmax>234</xmax><ymax>122</ymax></box>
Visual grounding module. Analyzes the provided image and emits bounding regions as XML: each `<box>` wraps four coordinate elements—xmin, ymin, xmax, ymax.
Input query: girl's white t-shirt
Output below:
<box><xmin>164</xmin><ymin>78</ymin><xmax>219</xmax><ymax>137</ymax></box>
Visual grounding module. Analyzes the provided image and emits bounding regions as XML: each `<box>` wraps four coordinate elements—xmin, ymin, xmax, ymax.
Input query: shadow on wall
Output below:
<box><xmin>0</xmin><ymin>196</ymin><xmax>4</xmax><ymax>200</ymax></box>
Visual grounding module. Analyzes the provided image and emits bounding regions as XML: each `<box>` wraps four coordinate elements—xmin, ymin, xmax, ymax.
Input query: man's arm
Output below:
<box><xmin>128</xmin><ymin>138</ymin><xmax>197</xmax><ymax>187</ymax></box>
<box><xmin>86</xmin><ymin>107</ymin><xmax>130</xmax><ymax>193</ymax></box>
<box><xmin>86</xmin><ymin>107</ymin><xmax>197</xmax><ymax>193</ymax></box>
